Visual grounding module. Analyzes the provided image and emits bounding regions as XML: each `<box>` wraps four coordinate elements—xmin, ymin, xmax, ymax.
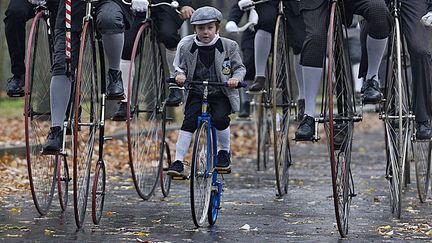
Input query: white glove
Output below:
<box><xmin>238</xmin><ymin>0</ymin><xmax>254</xmax><ymax>11</ymax></box>
<box><xmin>131</xmin><ymin>0</ymin><xmax>149</xmax><ymax>12</ymax></box>
<box><xmin>28</xmin><ymin>0</ymin><xmax>46</xmax><ymax>5</ymax></box>
<box><xmin>421</xmin><ymin>11</ymin><xmax>432</xmax><ymax>27</ymax></box>
<box><xmin>225</xmin><ymin>21</ymin><xmax>239</xmax><ymax>33</ymax></box>
<box><xmin>248</xmin><ymin>9</ymin><xmax>259</xmax><ymax>25</ymax></box>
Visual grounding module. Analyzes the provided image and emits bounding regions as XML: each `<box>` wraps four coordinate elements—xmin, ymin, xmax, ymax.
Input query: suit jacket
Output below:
<box><xmin>298</xmin><ymin>0</ymin><xmax>327</xmax><ymax>11</ymax></box>
<box><xmin>175</xmin><ymin>35</ymin><xmax>246</xmax><ymax>112</ymax></box>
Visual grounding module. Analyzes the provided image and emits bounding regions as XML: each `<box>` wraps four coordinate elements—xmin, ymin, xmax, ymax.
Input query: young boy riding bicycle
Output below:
<box><xmin>167</xmin><ymin>6</ymin><xmax>246</xmax><ymax>177</ymax></box>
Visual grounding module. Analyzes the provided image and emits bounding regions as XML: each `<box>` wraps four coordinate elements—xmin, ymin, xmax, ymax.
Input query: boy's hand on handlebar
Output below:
<box><xmin>179</xmin><ymin>6</ymin><xmax>194</xmax><ymax>20</ymax></box>
<box><xmin>238</xmin><ymin>0</ymin><xmax>254</xmax><ymax>11</ymax></box>
<box><xmin>175</xmin><ymin>74</ymin><xmax>187</xmax><ymax>86</ymax></box>
<box><xmin>131</xmin><ymin>0</ymin><xmax>149</xmax><ymax>12</ymax></box>
<box><xmin>421</xmin><ymin>11</ymin><xmax>432</xmax><ymax>28</ymax></box>
<box><xmin>227</xmin><ymin>78</ymin><xmax>239</xmax><ymax>88</ymax></box>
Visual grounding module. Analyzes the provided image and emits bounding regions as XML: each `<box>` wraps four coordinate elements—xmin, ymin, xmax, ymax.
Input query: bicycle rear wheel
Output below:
<box><xmin>73</xmin><ymin>21</ymin><xmax>98</xmax><ymax>228</ymax></box>
<box><xmin>272</xmin><ymin>14</ymin><xmax>292</xmax><ymax>197</ymax></box>
<box><xmin>24</xmin><ymin>10</ymin><xmax>56</xmax><ymax>216</ymax></box>
<box><xmin>160</xmin><ymin>142</ymin><xmax>172</xmax><ymax>197</ymax></box>
<box><xmin>92</xmin><ymin>161</ymin><xmax>106</xmax><ymax>224</ymax></box>
<box><xmin>57</xmin><ymin>155</ymin><xmax>70</xmax><ymax>211</ymax></box>
<box><xmin>324</xmin><ymin>2</ymin><xmax>356</xmax><ymax>237</ymax></box>
<box><xmin>255</xmin><ymin>94</ymin><xmax>271</xmax><ymax>171</ymax></box>
<box><xmin>190</xmin><ymin>121</ymin><xmax>213</xmax><ymax>227</ymax></box>
<box><xmin>127</xmin><ymin>22</ymin><xmax>166</xmax><ymax>200</ymax></box>
<box><xmin>414</xmin><ymin>140</ymin><xmax>431</xmax><ymax>202</ymax></box>
<box><xmin>382</xmin><ymin>17</ymin><xmax>412</xmax><ymax>218</ymax></box>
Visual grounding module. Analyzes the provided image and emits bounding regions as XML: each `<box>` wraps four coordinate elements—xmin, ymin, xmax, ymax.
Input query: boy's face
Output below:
<box><xmin>195</xmin><ymin>22</ymin><xmax>218</xmax><ymax>44</ymax></box>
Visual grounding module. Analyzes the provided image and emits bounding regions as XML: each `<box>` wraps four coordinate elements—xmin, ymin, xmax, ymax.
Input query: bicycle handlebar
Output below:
<box><xmin>121</xmin><ymin>0</ymin><xmax>181</xmax><ymax>14</ymax></box>
<box><xmin>167</xmin><ymin>78</ymin><xmax>247</xmax><ymax>89</ymax></box>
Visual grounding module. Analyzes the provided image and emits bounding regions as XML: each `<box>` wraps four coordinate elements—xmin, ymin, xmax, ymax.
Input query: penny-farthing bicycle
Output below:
<box><xmin>24</xmin><ymin>4</ymin><xmax>70</xmax><ymax>216</ymax></box>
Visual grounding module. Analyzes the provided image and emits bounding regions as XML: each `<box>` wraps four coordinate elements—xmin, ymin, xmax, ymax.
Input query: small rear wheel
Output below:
<box><xmin>160</xmin><ymin>142</ymin><xmax>172</xmax><ymax>197</ymax></box>
<box><xmin>207</xmin><ymin>190</ymin><xmax>219</xmax><ymax>225</ymax></box>
<box><xmin>414</xmin><ymin>140</ymin><xmax>431</xmax><ymax>202</ymax></box>
<box><xmin>57</xmin><ymin>155</ymin><xmax>70</xmax><ymax>211</ymax></box>
<box><xmin>92</xmin><ymin>161</ymin><xmax>106</xmax><ymax>224</ymax></box>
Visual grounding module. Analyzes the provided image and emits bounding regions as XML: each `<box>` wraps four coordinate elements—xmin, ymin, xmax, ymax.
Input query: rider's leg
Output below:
<box><xmin>248</xmin><ymin>2</ymin><xmax>278</xmax><ymax>92</ymax></box>
<box><xmin>347</xmin><ymin>0</ymin><xmax>391</xmax><ymax>104</ymax></box>
<box><xmin>210</xmin><ymin>96</ymin><xmax>232</xmax><ymax>170</ymax></box>
<box><xmin>401</xmin><ymin>0</ymin><xmax>432</xmax><ymax>139</ymax></box>
<box><xmin>238</xmin><ymin>29</ymin><xmax>255</xmax><ymax>118</ymax></box>
<box><xmin>155</xmin><ymin>8</ymin><xmax>185</xmax><ymax>106</ymax></box>
<box><xmin>4</xmin><ymin>0</ymin><xmax>34</xmax><ymax>97</ymax></box>
<box><xmin>168</xmin><ymin>95</ymin><xmax>201</xmax><ymax>175</ymax></box>
<box><xmin>295</xmin><ymin>3</ymin><xmax>328</xmax><ymax>140</ymax></box>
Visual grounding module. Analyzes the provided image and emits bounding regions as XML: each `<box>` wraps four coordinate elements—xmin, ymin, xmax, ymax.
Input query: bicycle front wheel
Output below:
<box><xmin>272</xmin><ymin>14</ymin><xmax>292</xmax><ymax>197</ymax></box>
<box><xmin>324</xmin><ymin>2</ymin><xmax>356</xmax><ymax>237</ymax></box>
<box><xmin>382</xmin><ymin>17</ymin><xmax>412</xmax><ymax>218</ymax></box>
<box><xmin>73</xmin><ymin>21</ymin><xmax>98</xmax><ymax>228</ymax></box>
<box><xmin>255</xmin><ymin>94</ymin><xmax>271</xmax><ymax>171</ymax></box>
<box><xmin>190</xmin><ymin>121</ymin><xmax>213</xmax><ymax>227</ymax></box>
<box><xmin>160</xmin><ymin>142</ymin><xmax>172</xmax><ymax>197</ymax></box>
<box><xmin>127</xmin><ymin>21</ymin><xmax>166</xmax><ymax>200</ymax></box>
<box><xmin>413</xmin><ymin>140</ymin><xmax>431</xmax><ymax>202</ymax></box>
<box><xmin>24</xmin><ymin>10</ymin><xmax>56</xmax><ymax>216</ymax></box>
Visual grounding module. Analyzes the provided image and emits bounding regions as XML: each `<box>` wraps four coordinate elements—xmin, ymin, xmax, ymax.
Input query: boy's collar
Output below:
<box><xmin>190</xmin><ymin>39</ymin><xmax>224</xmax><ymax>53</ymax></box>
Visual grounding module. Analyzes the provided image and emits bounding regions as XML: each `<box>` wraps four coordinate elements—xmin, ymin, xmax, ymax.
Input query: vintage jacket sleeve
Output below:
<box><xmin>228</xmin><ymin>1</ymin><xmax>245</xmax><ymax>24</ymax></box>
<box><xmin>227</xmin><ymin>40</ymin><xmax>246</xmax><ymax>82</ymax></box>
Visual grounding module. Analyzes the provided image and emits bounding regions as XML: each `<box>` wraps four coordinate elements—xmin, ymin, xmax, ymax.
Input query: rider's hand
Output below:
<box><xmin>175</xmin><ymin>74</ymin><xmax>187</xmax><ymax>86</ymax></box>
<box><xmin>28</xmin><ymin>0</ymin><xmax>46</xmax><ymax>5</ymax></box>
<box><xmin>131</xmin><ymin>0</ymin><xmax>149</xmax><ymax>12</ymax></box>
<box><xmin>248</xmin><ymin>9</ymin><xmax>259</xmax><ymax>25</ymax></box>
<box><xmin>238</xmin><ymin>0</ymin><xmax>254</xmax><ymax>11</ymax></box>
<box><xmin>179</xmin><ymin>6</ymin><xmax>194</xmax><ymax>20</ymax></box>
<box><xmin>421</xmin><ymin>11</ymin><xmax>432</xmax><ymax>27</ymax></box>
<box><xmin>227</xmin><ymin>78</ymin><xmax>239</xmax><ymax>88</ymax></box>
<box><xmin>225</xmin><ymin>21</ymin><xmax>239</xmax><ymax>33</ymax></box>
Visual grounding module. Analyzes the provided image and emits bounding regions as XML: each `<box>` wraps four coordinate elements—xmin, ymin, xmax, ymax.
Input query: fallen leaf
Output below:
<box><xmin>239</xmin><ymin>224</ymin><xmax>250</xmax><ymax>231</ymax></box>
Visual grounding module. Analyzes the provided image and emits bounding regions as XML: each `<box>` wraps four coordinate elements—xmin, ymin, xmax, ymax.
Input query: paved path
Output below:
<box><xmin>1</xmin><ymin>114</ymin><xmax>431</xmax><ymax>242</ymax></box>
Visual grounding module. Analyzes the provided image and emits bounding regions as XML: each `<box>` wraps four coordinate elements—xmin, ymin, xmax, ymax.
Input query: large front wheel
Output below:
<box><xmin>324</xmin><ymin>2</ymin><xmax>356</xmax><ymax>237</ymax></box>
<box><xmin>413</xmin><ymin>140</ymin><xmax>431</xmax><ymax>202</ymax></box>
<box><xmin>190</xmin><ymin>121</ymin><xmax>213</xmax><ymax>227</ymax></box>
<box><xmin>126</xmin><ymin>22</ymin><xmax>166</xmax><ymax>200</ymax></box>
<box><xmin>72</xmin><ymin>21</ymin><xmax>98</xmax><ymax>228</ymax></box>
<box><xmin>24</xmin><ymin>10</ymin><xmax>56</xmax><ymax>216</ymax></box>
<box><xmin>272</xmin><ymin>14</ymin><xmax>292</xmax><ymax>197</ymax></box>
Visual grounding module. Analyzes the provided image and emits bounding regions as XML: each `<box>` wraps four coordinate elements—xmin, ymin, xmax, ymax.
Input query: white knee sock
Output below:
<box><xmin>216</xmin><ymin>127</ymin><xmax>230</xmax><ymax>152</ymax></box>
<box><xmin>366</xmin><ymin>35</ymin><xmax>387</xmax><ymax>80</ymax></box>
<box><xmin>302</xmin><ymin>66</ymin><xmax>323</xmax><ymax>117</ymax></box>
<box><xmin>294</xmin><ymin>54</ymin><xmax>304</xmax><ymax>99</ymax></box>
<box><xmin>175</xmin><ymin>130</ymin><xmax>193</xmax><ymax>162</ymax></box>
<box><xmin>50</xmin><ymin>75</ymin><xmax>72</xmax><ymax>127</ymax></box>
<box><xmin>352</xmin><ymin>63</ymin><xmax>363</xmax><ymax>93</ymax></box>
<box><xmin>254</xmin><ymin>29</ymin><xmax>272</xmax><ymax>77</ymax></box>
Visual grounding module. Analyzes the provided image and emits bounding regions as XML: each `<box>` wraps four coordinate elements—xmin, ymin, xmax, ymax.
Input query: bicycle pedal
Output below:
<box><xmin>216</xmin><ymin>167</ymin><xmax>231</xmax><ymax>174</ymax></box>
<box><xmin>165</xmin><ymin>117</ymin><xmax>174</xmax><ymax>121</ymax></box>
<box><xmin>171</xmin><ymin>175</ymin><xmax>189</xmax><ymax>180</ymax></box>
<box><xmin>246</xmin><ymin>90</ymin><xmax>266</xmax><ymax>95</ymax></box>
<box><xmin>104</xmin><ymin>136</ymin><xmax>113</xmax><ymax>141</ymax></box>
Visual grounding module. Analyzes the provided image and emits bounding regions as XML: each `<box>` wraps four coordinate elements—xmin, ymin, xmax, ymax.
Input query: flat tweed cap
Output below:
<box><xmin>190</xmin><ymin>6</ymin><xmax>223</xmax><ymax>25</ymax></box>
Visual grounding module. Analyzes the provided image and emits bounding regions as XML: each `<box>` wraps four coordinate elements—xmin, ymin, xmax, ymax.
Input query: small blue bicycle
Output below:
<box><xmin>172</xmin><ymin>79</ymin><xmax>245</xmax><ymax>227</ymax></box>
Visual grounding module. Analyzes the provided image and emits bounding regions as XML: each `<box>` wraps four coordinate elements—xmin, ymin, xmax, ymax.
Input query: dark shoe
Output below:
<box><xmin>112</xmin><ymin>102</ymin><xmax>127</xmax><ymax>121</ymax></box>
<box><xmin>165</xmin><ymin>86</ymin><xmax>184</xmax><ymax>107</ymax></box>
<box><xmin>248</xmin><ymin>76</ymin><xmax>266</xmax><ymax>92</ymax></box>
<box><xmin>416</xmin><ymin>121</ymin><xmax>432</xmax><ymax>140</ymax></box>
<box><xmin>297</xmin><ymin>99</ymin><xmax>305</xmax><ymax>121</ymax></box>
<box><xmin>6</xmin><ymin>75</ymin><xmax>25</xmax><ymax>97</ymax></box>
<box><xmin>295</xmin><ymin>115</ymin><xmax>315</xmax><ymax>141</ymax></box>
<box><xmin>167</xmin><ymin>160</ymin><xmax>184</xmax><ymax>177</ymax></box>
<box><xmin>216</xmin><ymin>150</ymin><xmax>231</xmax><ymax>173</ymax></box>
<box><xmin>238</xmin><ymin>102</ymin><xmax>250</xmax><ymax>118</ymax></box>
<box><xmin>42</xmin><ymin>126</ymin><xmax>63</xmax><ymax>155</ymax></box>
<box><xmin>361</xmin><ymin>76</ymin><xmax>382</xmax><ymax>104</ymax></box>
<box><xmin>106</xmin><ymin>69</ymin><xmax>125</xmax><ymax>100</ymax></box>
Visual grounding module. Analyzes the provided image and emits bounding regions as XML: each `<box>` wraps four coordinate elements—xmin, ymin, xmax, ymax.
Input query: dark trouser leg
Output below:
<box><xmin>239</xmin><ymin>29</ymin><xmax>255</xmax><ymax>117</ymax></box>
